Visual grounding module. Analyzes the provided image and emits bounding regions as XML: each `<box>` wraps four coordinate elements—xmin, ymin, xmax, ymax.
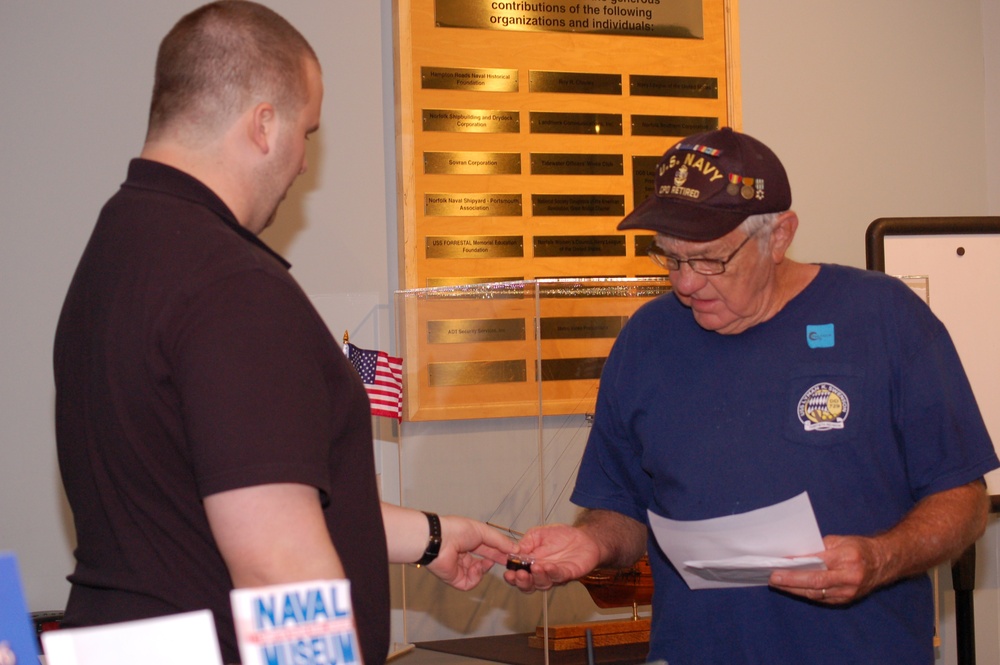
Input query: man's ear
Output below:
<box><xmin>770</xmin><ymin>211</ymin><xmax>799</xmax><ymax>261</ymax></box>
<box><xmin>247</xmin><ymin>102</ymin><xmax>276</xmax><ymax>154</ymax></box>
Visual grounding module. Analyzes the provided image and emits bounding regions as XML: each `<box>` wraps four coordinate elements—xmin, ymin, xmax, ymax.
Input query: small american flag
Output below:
<box><xmin>346</xmin><ymin>342</ymin><xmax>403</xmax><ymax>422</ymax></box>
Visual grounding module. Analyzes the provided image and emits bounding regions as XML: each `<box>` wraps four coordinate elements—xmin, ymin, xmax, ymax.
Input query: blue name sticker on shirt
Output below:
<box><xmin>806</xmin><ymin>324</ymin><xmax>835</xmax><ymax>349</ymax></box>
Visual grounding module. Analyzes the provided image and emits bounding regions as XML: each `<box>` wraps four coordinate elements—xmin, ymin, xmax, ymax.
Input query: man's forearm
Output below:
<box><xmin>574</xmin><ymin>509</ymin><xmax>647</xmax><ymax>568</ymax></box>
<box><xmin>869</xmin><ymin>480</ymin><xmax>989</xmax><ymax>586</ymax></box>
<box><xmin>381</xmin><ymin>502</ymin><xmax>431</xmax><ymax>564</ymax></box>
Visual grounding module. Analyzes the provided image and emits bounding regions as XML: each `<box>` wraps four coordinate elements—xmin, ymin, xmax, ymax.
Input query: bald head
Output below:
<box><xmin>147</xmin><ymin>0</ymin><xmax>318</xmax><ymax>144</ymax></box>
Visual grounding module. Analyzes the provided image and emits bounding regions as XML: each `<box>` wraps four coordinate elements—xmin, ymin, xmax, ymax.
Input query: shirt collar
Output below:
<box><xmin>123</xmin><ymin>158</ymin><xmax>291</xmax><ymax>269</ymax></box>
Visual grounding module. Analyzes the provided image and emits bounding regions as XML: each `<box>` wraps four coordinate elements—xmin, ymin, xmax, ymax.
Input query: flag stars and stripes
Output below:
<box><xmin>346</xmin><ymin>342</ymin><xmax>403</xmax><ymax>422</ymax></box>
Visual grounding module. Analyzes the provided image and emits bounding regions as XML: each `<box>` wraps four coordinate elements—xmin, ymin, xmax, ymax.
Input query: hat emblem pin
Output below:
<box><xmin>673</xmin><ymin>164</ymin><xmax>689</xmax><ymax>187</ymax></box>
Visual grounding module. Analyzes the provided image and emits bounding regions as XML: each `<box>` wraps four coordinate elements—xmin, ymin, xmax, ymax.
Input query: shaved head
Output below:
<box><xmin>147</xmin><ymin>0</ymin><xmax>318</xmax><ymax>143</ymax></box>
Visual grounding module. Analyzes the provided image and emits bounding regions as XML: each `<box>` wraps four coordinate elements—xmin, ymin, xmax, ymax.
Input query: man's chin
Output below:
<box><xmin>692</xmin><ymin>310</ymin><xmax>725</xmax><ymax>332</ymax></box>
<box><xmin>260</xmin><ymin>209</ymin><xmax>279</xmax><ymax>232</ymax></box>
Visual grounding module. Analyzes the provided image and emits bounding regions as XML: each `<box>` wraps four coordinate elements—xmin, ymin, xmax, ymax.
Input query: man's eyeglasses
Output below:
<box><xmin>647</xmin><ymin>230</ymin><xmax>758</xmax><ymax>276</ymax></box>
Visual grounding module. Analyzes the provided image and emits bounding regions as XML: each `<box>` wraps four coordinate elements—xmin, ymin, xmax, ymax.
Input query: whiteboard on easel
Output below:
<box><xmin>866</xmin><ymin>217</ymin><xmax>1000</xmax><ymax>493</ymax></box>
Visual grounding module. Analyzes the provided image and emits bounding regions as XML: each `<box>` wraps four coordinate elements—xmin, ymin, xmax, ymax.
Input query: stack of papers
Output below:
<box><xmin>647</xmin><ymin>492</ymin><xmax>827</xmax><ymax>589</ymax></box>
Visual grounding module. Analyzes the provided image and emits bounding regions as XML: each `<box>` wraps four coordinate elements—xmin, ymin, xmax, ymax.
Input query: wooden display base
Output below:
<box><xmin>528</xmin><ymin>618</ymin><xmax>651</xmax><ymax>651</ymax></box>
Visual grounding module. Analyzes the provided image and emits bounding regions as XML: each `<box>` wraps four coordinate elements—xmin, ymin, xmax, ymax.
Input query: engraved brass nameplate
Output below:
<box><xmin>535</xmin><ymin>275</ymin><xmax>627</xmax><ymax>281</ymax></box>
<box><xmin>630</xmin><ymin>75</ymin><xmax>718</xmax><ymax>99</ymax></box>
<box><xmin>540</xmin><ymin>316</ymin><xmax>627</xmax><ymax>340</ymax></box>
<box><xmin>530</xmin><ymin>71</ymin><xmax>622</xmax><ymax>95</ymax></box>
<box><xmin>631</xmin><ymin>155</ymin><xmax>660</xmax><ymax>206</ymax></box>
<box><xmin>531</xmin><ymin>153</ymin><xmax>623</xmax><ymax>176</ymax></box>
<box><xmin>634</xmin><ymin>235</ymin><xmax>656</xmax><ymax>257</ymax></box>
<box><xmin>425</xmin><ymin>193</ymin><xmax>523</xmax><ymax>217</ymax></box>
<box><xmin>533</xmin><ymin>236</ymin><xmax>626</xmax><ymax>257</ymax></box>
<box><xmin>426</xmin><ymin>276</ymin><xmax>524</xmax><ymax>288</ymax></box>
<box><xmin>631</xmin><ymin>115</ymin><xmax>719</xmax><ymax>137</ymax></box>
<box><xmin>532</xmin><ymin>194</ymin><xmax>625</xmax><ymax>217</ymax></box>
<box><xmin>434</xmin><ymin>0</ymin><xmax>704</xmax><ymax>39</ymax></box>
<box><xmin>536</xmin><ymin>281</ymin><xmax>669</xmax><ymax>298</ymax></box>
<box><xmin>539</xmin><ymin>357</ymin><xmax>606</xmax><ymax>382</ymax></box>
<box><xmin>425</xmin><ymin>152</ymin><xmax>522</xmax><ymax>175</ymax></box>
<box><xmin>428</xmin><ymin>318</ymin><xmax>526</xmax><ymax>344</ymax></box>
<box><xmin>429</xmin><ymin>360</ymin><xmax>527</xmax><ymax>386</ymax></box>
<box><xmin>421</xmin><ymin>66</ymin><xmax>519</xmax><ymax>92</ymax></box>
<box><xmin>530</xmin><ymin>112</ymin><xmax>623</xmax><ymax>135</ymax></box>
<box><xmin>426</xmin><ymin>236</ymin><xmax>525</xmax><ymax>258</ymax></box>
<box><xmin>423</xmin><ymin>109</ymin><xmax>520</xmax><ymax>133</ymax></box>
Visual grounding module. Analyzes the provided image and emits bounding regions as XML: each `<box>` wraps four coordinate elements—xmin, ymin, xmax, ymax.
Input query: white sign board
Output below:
<box><xmin>867</xmin><ymin>217</ymin><xmax>1000</xmax><ymax>492</ymax></box>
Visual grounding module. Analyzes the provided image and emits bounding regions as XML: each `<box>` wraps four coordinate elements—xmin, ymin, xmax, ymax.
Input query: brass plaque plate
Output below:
<box><xmin>535</xmin><ymin>275</ymin><xmax>627</xmax><ymax>280</ymax></box>
<box><xmin>540</xmin><ymin>316</ymin><xmax>627</xmax><ymax>340</ymax></box>
<box><xmin>428</xmin><ymin>318</ymin><xmax>526</xmax><ymax>343</ymax></box>
<box><xmin>423</xmin><ymin>109</ymin><xmax>520</xmax><ymax>133</ymax></box>
<box><xmin>425</xmin><ymin>152</ymin><xmax>522</xmax><ymax>175</ymax></box>
<box><xmin>629</xmin><ymin>75</ymin><xmax>718</xmax><ymax>99</ymax></box>
<box><xmin>421</xmin><ymin>66</ymin><xmax>519</xmax><ymax>92</ymax></box>
<box><xmin>533</xmin><ymin>235</ymin><xmax>627</xmax><ymax>257</ymax></box>
<box><xmin>425</xmin><ymin>193</ymin><xmax>523</xmax><ymax>216</ymax></box>
<box><xmin>634</xmin><ymin>235</ymin><xmax>656</xmax><ymax>257</ymax></box>
<box><xmin>631</xmin><ymin>115</ymin><xmax>719</xmax><ymax>137</ymax></box>
<box><xmin>429</xmin><ymin>359</ymin><xmax>527</xmax><ymax>386</ymax></box>
<box><xmin>426</xmin><ymin>276</ymin><xmax>524</xmax><ymax>288</ymax></box>
<box><xmin>426</xmin><ymin>236</ymin><xmax>525</xmax><ymax>258</ymax></box>
<box><xmin>537</xmin><ymin>281</ymin><xmax>670</xmax><ymax>298</ymax></box>
<box><xmin>529</xmin><ymin>71</ymin><xmax>622</xmax><ymax>95</ymax></box>
<box><xmin>530</xmin><ymin>112</ymin><xmax>623</xmax><ymax>136</ymax></box>
<box><xmin>532</xmin><ymin>194</ymin><xmax>625</xmax><ymax>217</ymax></box>
<box><xmin>530</xmin><ymin>153</ymin><xmax>624</xmax><ymax>176</ymax></box>
<box><xmin>434</xmin><ymin>0</ymin><xmax>704</xmax><ymax>39</ymax></box>
<box><xmin>539</xmin><ymin>357</ymin><xmax>606</xmax><ymax>382</ymax></box>
<box><xmin>631</xmin><ymin>155</ymin><xmax>661</xmax><ymax>206</ymax></box>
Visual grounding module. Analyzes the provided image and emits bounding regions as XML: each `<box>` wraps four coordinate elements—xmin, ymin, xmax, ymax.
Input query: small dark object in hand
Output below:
<box><xmin>506</xmin><ymin>554</ymin><xmax>533</xmax><ymax>572</ymax></box>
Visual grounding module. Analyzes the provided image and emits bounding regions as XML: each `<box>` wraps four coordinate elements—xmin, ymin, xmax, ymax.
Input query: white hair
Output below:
<box><xmin>738</xmin><ymin>211</ymin><xmax>785</xmax><ymax>248</ymax></box>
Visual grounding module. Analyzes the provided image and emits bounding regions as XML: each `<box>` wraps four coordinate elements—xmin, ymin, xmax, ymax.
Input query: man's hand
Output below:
<box><xmin>769</xmin><ymin>535</ymin><xmax>886</xmax><ymax>604</ymax></box>
<box><xmin>770</xmin><ymin>480</ymin><xmax>989</xmax><ymax>604</ymax></box>
<box><xmin>503</xmin><ymin>523</ymin><xmax>602</xmax><ymax>593</ymax></box>
<box><xmin>425</xmin><ymin>516</ymin><xmax>518</xmax><ymax>590</ymax></box>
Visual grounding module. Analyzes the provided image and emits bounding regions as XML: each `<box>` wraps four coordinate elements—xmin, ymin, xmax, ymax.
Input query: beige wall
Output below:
<box><xmin>1</xmin><ymin>0</ymin><xmax>997</xmax><ymax>661</ymax></box>
<box><xmin>741</xmin><ymin>0</ymin><xmax>991</xmax><ymax>268</ymax></box>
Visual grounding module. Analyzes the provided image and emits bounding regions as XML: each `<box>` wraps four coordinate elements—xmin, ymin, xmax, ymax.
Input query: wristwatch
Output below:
<box><xmin>414</xmin><ymin>511</ymin><xmax>442</xmax><ymax>567</ymax></box>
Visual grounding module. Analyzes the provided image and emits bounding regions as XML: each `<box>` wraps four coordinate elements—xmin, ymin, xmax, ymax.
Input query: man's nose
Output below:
<box><xmin>669</xmin><ymin>262</ymin><xmax>707</xmax><ymax>294</ymax></box>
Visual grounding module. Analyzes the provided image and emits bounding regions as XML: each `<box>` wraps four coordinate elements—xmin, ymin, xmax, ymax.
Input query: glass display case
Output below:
<box><xmin>390</xmin><ymin>278</ymin><xmax>670</xmax><ymax>662</ymax></box>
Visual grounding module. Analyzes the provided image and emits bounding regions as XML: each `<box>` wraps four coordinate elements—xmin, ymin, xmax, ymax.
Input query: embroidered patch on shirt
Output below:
<box><xmin>797</xmin><ymin>382</ymin><xmax>849</xmax><ymax>431</ymax></box>
<box><xmin>806</xmin><ymin>324</ymin><xmax>835</xmax><ymax>349</ymax></box>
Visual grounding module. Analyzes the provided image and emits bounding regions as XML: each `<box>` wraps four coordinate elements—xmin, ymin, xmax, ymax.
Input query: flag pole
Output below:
<box><xmin>342</xmin><ymin>327</ymin><xmax>410</xmax><ymax>649</ymax></box>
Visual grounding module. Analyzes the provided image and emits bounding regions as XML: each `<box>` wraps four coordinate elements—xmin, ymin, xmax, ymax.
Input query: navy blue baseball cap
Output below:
<box><xmin>618</xmin><ymin>127</ymin><xmax>792</xmax><ymax>241</ymax></box>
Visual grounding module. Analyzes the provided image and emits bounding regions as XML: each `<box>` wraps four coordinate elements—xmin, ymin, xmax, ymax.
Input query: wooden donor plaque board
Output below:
<box><xmin>393</xmin><ymin>0</ymin><xmax>740</xmax><ymax>420</ymax></box>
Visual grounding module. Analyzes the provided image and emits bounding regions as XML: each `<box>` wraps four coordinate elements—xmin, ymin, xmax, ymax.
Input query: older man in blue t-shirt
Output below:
<box><xmin>504</xmin><ymin>127</ymin><xmax>998</xmax><ymax>664</ymax></box>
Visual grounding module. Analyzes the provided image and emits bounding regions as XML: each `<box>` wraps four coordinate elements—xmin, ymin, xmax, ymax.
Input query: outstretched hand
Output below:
<box><xmin>426</xmin><ymin>516</ymin><xmax>518</xmax><ymax>590</ymax></box>
<box><xmin>502</xmin><ymin>523</ymin><xmax>601</xmax><ymax>593</ymax></box>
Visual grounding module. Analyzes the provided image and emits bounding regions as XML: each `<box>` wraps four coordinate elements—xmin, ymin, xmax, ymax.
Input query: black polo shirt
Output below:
<box><xmin>54</xmin><ymin>159</ymin><xmax>389</xmax><ymax>664</ymax></box>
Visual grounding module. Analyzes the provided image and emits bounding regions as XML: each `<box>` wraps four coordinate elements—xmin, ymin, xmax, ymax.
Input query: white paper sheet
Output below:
<box><xmin>647</xmin><ymin>492</ymin><xmax>827</xmax><ymax>590</ymax></box>
<box><xmin>41</xmin><ymin>610</ymin><xmax>223</xmax><ymax>665</ymax></box>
